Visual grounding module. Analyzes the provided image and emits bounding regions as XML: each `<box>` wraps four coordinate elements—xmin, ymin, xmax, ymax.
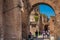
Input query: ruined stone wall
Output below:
<box><xmin>49</xmin><ymin>16</ymin><xmax>55</xmax><ymax>36</ymax></box>
<box><xmin>3</xmin><ymin>0</ymin><xmax>22</xmax><ymax>40</ymax></box>
<box><xmin>0</xmin><ymin>0</ymin><xmax>60</xmax><ymax>40</ymax></box>
<box><xmin>0</xmin><ymin>0</ymin><xmax>3</xmax><ymax>40</ymax></box>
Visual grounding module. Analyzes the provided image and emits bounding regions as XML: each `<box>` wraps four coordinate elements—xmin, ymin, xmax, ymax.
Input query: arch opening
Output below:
<box><xmin>28</xmin><ymin>3</ymin><xmax>56</xmax><ymax>39</ymax></box>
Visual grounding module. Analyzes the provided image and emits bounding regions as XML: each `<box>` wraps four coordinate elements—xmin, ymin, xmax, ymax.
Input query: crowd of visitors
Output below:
<box><xmin>28</xmin><ymin>30</ymin><xmax>50</xmax><ymax>40</ymax></box>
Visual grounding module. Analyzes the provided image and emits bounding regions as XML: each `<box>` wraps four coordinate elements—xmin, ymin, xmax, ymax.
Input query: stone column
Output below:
<box><xmin>21</xmin><ymin>0</ymin><xmax>30</xmax><ymax>40</ymax></box>
<box><xmin>22</xmin><ymin>7</ymin><xmax>30</xmax><ymax>40</ymax></box>
<box><xmin>3</xmin><ymin>0</ymin><xmax>22</xmax><ymax>40</ymax></box>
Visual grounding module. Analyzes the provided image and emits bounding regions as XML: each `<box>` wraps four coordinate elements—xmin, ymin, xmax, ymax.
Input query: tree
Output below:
<box><xmin>34</xmin><ymin>16</ymin><xmax>39</xmax><ymax>22</ymax></box>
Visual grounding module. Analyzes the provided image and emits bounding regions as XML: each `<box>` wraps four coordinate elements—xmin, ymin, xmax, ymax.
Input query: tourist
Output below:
<box><xmin>46</xmin><ymin>30</ymin><xmax>50</xmax><ymax>38</ymax></box>
<box><xmin>35</xmin><ymin>30</ymin><xmax>38</xmax><ymax>38</ymax></box>
<box><xmin>43</xmin><ymin>30</ymin><xmax>45</xmax><ymax>38</ymax></box>
<box><xmin>28</xmin><ymin>32</ymin><xmax>32</xmax><ymax>40</ymax></box>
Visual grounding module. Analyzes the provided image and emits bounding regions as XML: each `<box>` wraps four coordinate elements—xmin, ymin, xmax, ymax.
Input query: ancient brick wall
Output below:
<box><xmin>3</xmin><ymin>0</ymin><xmax>22</xmax><ymax>40</ymax></box>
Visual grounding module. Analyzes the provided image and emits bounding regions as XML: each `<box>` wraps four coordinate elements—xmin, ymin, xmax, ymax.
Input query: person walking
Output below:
<box><xmin>35</xmin><ymin>30</ymin><xmax>38</xmax><ymax>38</ymax></box>
<box><xmin>28</xmin><ymin>32</ymin><xmax>32</xmax><ymax>40</ymax></box>
<box><xmin>42</xmin><ymin>30</ymin><xmax>45</xmax><ymax>39</ymax></box>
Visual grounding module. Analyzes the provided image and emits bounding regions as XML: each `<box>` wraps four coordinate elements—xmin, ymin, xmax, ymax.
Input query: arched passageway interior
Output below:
<box><xmin>29</xmin><ymin>3</ymin><xmax>56</xmax><ymax>39</ymax></box>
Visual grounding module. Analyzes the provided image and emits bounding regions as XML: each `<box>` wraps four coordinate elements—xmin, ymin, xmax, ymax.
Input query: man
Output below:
<box><xmin>35</xmin><ymin>30</ymin><xmax>38</xmax><ymax>38</ymax></box>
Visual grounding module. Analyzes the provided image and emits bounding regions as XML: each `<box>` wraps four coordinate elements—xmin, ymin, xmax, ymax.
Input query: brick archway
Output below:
<box><xmin>28</xmin><ymin>0</ymin><xmax>60</xmax><ymax>40</ymax></box>
<box><xmin>22</xmin><ymin>0</ymin><xmax>60</xmax><ymax>40</ymax></box>
<box><xmin>29</xmin><ymin>2</ymin><xmax>56</xmax><ymax>36</ymax></box>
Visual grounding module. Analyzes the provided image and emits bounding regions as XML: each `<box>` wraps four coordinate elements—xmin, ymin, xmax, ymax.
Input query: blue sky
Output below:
<box><xmin>38</xmin><ymin>4</ymin><xmax>55</xmax><ymax>19</ymax></box>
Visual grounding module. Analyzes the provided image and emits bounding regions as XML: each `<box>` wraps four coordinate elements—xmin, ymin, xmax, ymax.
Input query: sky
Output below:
<box><xmin>38</xmin><ymin>4</ymin><xmax>55</xmax><ymax>19</ymax></box>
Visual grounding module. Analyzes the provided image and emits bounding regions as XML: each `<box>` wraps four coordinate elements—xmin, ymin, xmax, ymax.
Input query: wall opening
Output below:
<box><xmin>29</xmin><ymin>3</ymin><xmax>56</xmax><ymax>39</ymax></box>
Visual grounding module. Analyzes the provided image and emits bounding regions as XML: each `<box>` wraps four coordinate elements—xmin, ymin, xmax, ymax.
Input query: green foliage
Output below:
<box><xmin>34</xmin><ymin>16</ymin><xmax>39</xmax><ymax>22</ymax></box>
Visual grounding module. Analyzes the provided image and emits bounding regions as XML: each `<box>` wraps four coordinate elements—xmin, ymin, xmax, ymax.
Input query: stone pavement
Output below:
<box><xmin>33</xmin><ymin>35</ymin><xmax>50</xmax><ymax>40</ymax></box>
<box><xmin>33</xmin><ymin>35</ymin><xmax>55</xmax><ymax>40</ymax></box>
<box><xmin>34</xmin><ymin>38</ymin><xmax>49</xmax><ymax>40</ymax></box>
<box><xmin>27</xmin><ymin>35</ymin><xmax>54</xmax><ymax>40</ymax></box>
